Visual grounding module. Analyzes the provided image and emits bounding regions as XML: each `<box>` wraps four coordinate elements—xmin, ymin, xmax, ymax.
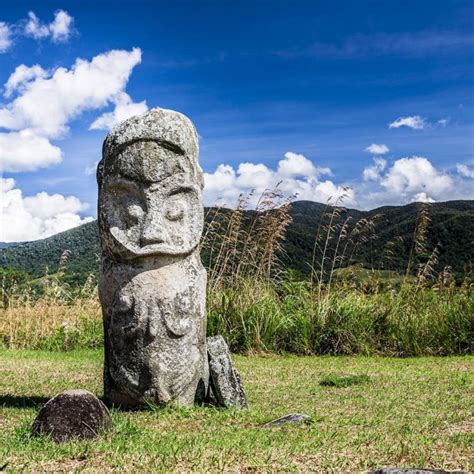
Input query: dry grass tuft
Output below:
<box><xmin>1</xmin><ymin>190</ymin><xmax>472</xmax><ymax>355</ymax></box>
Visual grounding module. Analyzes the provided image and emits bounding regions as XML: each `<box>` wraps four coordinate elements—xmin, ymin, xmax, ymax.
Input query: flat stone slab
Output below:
<box><xmin>264</xmin><ymin>413</ymin><xmax>310</xmax><ymax>426</ymax></box>
<box><xmin>31</xmin><ymin>389</ymin><xmax>112</xmax><ymax>442</ymax></box>
<box><xmin>207</xmin><ymin>335</ymin><xmax>248</xmax><ymax>409</ymax></box>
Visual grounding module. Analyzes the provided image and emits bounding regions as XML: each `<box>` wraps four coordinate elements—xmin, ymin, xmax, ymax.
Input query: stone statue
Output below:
<box><xmin>97</xmin><ymin>108</ymin><xmax>208</xmax><ymax>407</ymax></box>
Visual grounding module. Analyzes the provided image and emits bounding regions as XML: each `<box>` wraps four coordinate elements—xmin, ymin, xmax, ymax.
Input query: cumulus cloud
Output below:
<box><xmin>49</xmin><ymin>10</ymin><xmax>73</xmax><ymax>42</ymax></box>
<box><xmin>0</xmin><ymin>130</ymin><xmax>62</xmax><ymax>172</ymax></box>
<box><xmin>1</xmin><ymin>178</ymin><xmax>93</xmax><ymax>242</ymax></box>
<box><xmin>359</xmin><ymin>156</ymin><xmax>473</xmax><ymax>208</ymax></box>
<box><xmin>363</xmin><ymin>157</ymin><xmax>387</xmax><ymax>181</ymax></box>
<box><xmin>24</xmin><ymin>10</ymin><xmax>73</xmax><ymax>42</ymax></box>
<box><xmin>389</xmin><ymin>115</ymin><xmax>426</xmax><ymax>130</ymax></box>
<box><xmin>365</xmin><ymin>143</ymin><xmax>389</xmax><ymax>155</ymax></box>
<box><xmin>456</xmin><ymin>164</ymin><xmax>474</xmax><ymax>178</ymax></box>
<box><xmin>0</xmin><ymin>48</ymin><xmax>142</xmax><ymax>137</ymax></box>
<box><xmin>412</xmin><ymin>192</ymin><xmax>435</xmax><ymax>203</ymax></box>
<box><xmin>204</xmin><ymin>151</ymin><xmax>352</xmax><ymax>207</ymax></box>
<box><xmin>0</xmin><ymin>48</ymin><xmax>143</xmax><ymax>172</ymax></box>
<box><xmin>0</xmin><ymin>21</ymin><xmax>12</xmax><ymax>53</ymax></box>
<box><xmin>380</xmin><ymin>156</ymin><xmax>452</xmax><ymax>196</ymax></box>
<box><xmin>0</xmin><ymin>10</ymin><xmax>74</xmax><ymax>55</ymax></box>
<box><xmin>3</xmin><ymin>64</ymin><xmax>48</xmax><ymax>98</ymax></box>
<box><xmin>204</xmin><ymin>153</ymin><xmax>474</xmax><ymax>211</ymax></box>
<box><xmin>24</xmin><ymin>11</ymin><xmax>50</xmax><ymax>39</ymax></box>
<box><xmin>90</xmin><ymin>92</ymin><xmax>148</xmax><ymax>130</ymax></box>
<box><xmin>278</xmin><ymin>152</ymin><xmax>332</xmax><ymax>178</ymax></box>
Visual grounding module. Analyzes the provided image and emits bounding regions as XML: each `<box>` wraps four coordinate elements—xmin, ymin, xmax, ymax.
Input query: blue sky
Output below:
<box><xmin>1</xmin><ymin>0</ymin><xmax>473</xmax><ymax>241</ymax></box>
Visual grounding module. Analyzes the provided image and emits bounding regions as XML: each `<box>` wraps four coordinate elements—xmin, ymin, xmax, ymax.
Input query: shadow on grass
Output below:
<box><xmin>0</xmin><ymin>395</ymin><xmax>50</xmax><ymax>408</ymax></box>
<box><xmin>319</xmin><ymin>374</ymin><xmax>370</xmax><ymax>388</ymax></box>
<box><xmin>1</xmin><ymin>394</ymin><xmax>223</xmax><ymax>412</ymax></box>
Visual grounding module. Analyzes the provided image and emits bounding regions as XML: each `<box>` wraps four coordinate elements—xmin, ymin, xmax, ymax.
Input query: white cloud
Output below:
<box><xmin>24</xmin><ymin>10</ymin><xmax>73</xmax><ymax>42</ymax></box>
<box><xmin>380</xmin><ymin>156</ymin><xmax>452</xmax><ymax>196</ymax></box>
<box><xmin>0</xmin><ymin>48</ymin><xmax>142</xmax><ymax>137</ymax></box>
<box><xmin>1</xmin><ymin>10</ymin><xmax>74</xmax><ymax>55</ymax></box>
<box><xmin>3</xmin><ymin>64</ymin><xmax>48</xmax><ymax>98</ymax></box>
<box><xmin>389</xmin><ymin>115</ymin><xmax>426</xmax><ymax>130</ymax></box>
<box><xmin>363</xmin><ymin>157</ymin><xmax>387</xmax><ymax>181</ymax></box>
<box><xmin>204</xmin><ymin>154</ymin><xmax>474</xmax><ymax>211</ymax></box>
<box><xmin>277</xmin><ymin>151</ymin><xmax>332</xmax><ymax>178</ymax></box>
<box><xmin>358</xmin><ymin>156</ymin><xmax>474</xmax><ymax>208</ymax></box>
<box><xmin>437</xmin><ymin>118</ymin><xmax>449</xmax><ymax>127</ymax></box>
<box><xmin>90</xmin><ymin>92</ymin><xmax>148</xmax><ymax>130</ymax></box>
<box><xmin>365</xmin><ymin>143</ymin><xmax>389</xmax><ymax>155</ymax></box>
<box><xmin>0</xmin><ymin>48</ymin><xmax>142</xmax><ymax>172</ymax></box>
<box><xmin>456</xmin><ymin>164</ymin><xmax>474</xmax><ymax>178</ymax></box>
<box><xmin>1</xmin><ymin>178</ymin><xmax>93</xmax><ymax>242</ymax></box>
<box><xmin>84</xmin><ymin>160</ymin><xmax>100</xmax><ymax>176</ymax></box>
<box><xmin>204</xmin><ymin>152</ymin><xmax>353</xmax><ymax>207</ymax></box>
<box><xmin>0</xmin><ymin>21</ymin><xmax>12</xmax><ymax>53</ymax></box>
<box><xmin>23</xmin><ymin>191</ymin><xmax>88</xmax><ymax>219</ymax></box>
<box><xmin>0</xmin><ymin>130</ymin><xmax>62</xmax><ymax>172</ymax></box>
<box><xmin>49</xmin><ymin>10</ymin><xmax>73</xmax><ymax>42</ymax></box>
<box><xmin>412</xmin><ymin>192</ymin><xmax>435</xmax><ymax>203</ymax></box>
<box><xmin>24</xmin><ymin>11</ymin><xmax>50</xmax><ymax>39</ymax></box>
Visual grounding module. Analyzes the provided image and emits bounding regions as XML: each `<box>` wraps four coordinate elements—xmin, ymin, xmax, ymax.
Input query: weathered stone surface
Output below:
<box><xmin>98</xmin><ymin>108</ymin><xmax>209</xmax><ymax>407</ymax></box>
<box><xmin>207</xmin><ymin>335</ymin><xmax>248</xmax><ymax>409</ymax></box>
<box><xmin>264</xmin><ymin>413</ymin><xmax>310</xmax><ymax>426</ymax></box>
<box><xmin>31</xmin><ymin>389</ymin><xmax>112</xmax><ymax>442</ymax></box>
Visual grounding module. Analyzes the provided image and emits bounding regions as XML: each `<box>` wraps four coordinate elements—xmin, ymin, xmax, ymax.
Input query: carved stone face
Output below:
<box><xmin>99</xmin><ymin>139</ymin><xmax>204</xmax><ymax>258</ymax></box>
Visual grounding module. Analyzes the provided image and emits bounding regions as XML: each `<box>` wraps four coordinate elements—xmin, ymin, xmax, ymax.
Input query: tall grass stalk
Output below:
<box><xmin>1</xmin><ymin>191</ymin><xmax>472</xmax><ymax>355</ymax></box>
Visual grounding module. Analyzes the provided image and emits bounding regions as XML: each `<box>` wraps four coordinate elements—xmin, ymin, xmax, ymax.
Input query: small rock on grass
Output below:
<box><xmin>207</xmin><ymin>335</ymin><xmax>248</xmax><ymax>409</ymax></box>
<box><xmin>31</xmin><ymin>389</ymin><xmax>112</xmax><ymax>442</ymax></box>
<box><xmin>264</xmin><ymin>413</ymin><xmax>311</xmax><ymax>426</ymax></box>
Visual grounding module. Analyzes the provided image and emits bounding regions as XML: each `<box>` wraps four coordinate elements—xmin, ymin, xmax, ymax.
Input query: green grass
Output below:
<box><xmin>1</xmin><ymin>349</ymin><xmax>472</xmax><ymax>472</ymax></box>
<box><xmin>319</xmin><ymin>374</ymin><xmax>371</xmax><ymax>388</ymax></box>
<box><xmin>208</xmin><ymin>282</ymin><xmax>474</xmax><ymax>356</ymax></box>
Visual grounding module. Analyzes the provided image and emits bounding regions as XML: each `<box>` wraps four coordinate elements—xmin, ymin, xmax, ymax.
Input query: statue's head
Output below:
<box><xmin>98</xmin><ymin>108</ymin><xmax>204</xmax><ymax>259</ymax></box>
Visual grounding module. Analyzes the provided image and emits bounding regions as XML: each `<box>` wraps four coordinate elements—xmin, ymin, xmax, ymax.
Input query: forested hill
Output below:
<box><xmin>284</xmin><ymin>200</ymin><xmax>474</xmax><ymax>278</ymax></box>
<box><xmin>1</xmin><ymin>200</ymin><xmax>473</xmax><ymax>285</ymax></box>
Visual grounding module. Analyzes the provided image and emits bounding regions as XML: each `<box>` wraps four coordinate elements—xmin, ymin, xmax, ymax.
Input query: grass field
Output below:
<box><xmin>1</xmin><ymin>349</ymin><xmax>472</xmax><ymax>472</ymax></box>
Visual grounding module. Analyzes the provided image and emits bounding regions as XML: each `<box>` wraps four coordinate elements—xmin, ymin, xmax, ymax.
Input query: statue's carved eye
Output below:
<box><xmin>165</xmin><ymin>205</ymin><xmax>184</xmax><ymax>221</ymax></box>
<box><xmin>127</xmin><ymin>204</ymin><xmax>144</xmax><ymax>219</ymax></box>
<box><xmin>165</xmin><ymin>189</ymin><xmax>191</xmax><ymax>222</ymax></box>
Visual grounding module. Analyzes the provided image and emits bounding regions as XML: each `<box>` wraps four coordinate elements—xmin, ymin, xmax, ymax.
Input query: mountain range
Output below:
<box><xmin>1</xmin><ymin>200</ymin><xmax>473</xmax><ymax>285</ymax></box>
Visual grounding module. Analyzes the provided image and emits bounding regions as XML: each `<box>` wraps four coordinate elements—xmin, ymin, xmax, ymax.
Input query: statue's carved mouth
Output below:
<box><xmin>109</xmin><ymin>226</ymin><xmax>195</xmax><ymax>257</ymax></box>
<box><xmin>140</xmin><ymin>235</ymin><xmax>165</xmax><ymax>246</ymax></box>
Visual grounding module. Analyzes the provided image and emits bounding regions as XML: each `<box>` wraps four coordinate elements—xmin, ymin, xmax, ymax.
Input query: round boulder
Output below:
<box><xmin>31</xmin><ymin>389</ymin><xmax>112</xmax><ymax>442</ymax></box>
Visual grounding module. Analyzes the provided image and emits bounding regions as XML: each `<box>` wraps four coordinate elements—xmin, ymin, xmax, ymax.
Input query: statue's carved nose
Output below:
<box><xmin>141</xmin><ymin>218</ymin><xmax>167</xmax><ymax>246</ymax></box>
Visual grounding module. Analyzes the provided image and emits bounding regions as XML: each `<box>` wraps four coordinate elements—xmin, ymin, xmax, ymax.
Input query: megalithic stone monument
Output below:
<box><xmin>97</xmin><ymin>108</ymin><xmax>209</xmax><ymax>407</ymax></box>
